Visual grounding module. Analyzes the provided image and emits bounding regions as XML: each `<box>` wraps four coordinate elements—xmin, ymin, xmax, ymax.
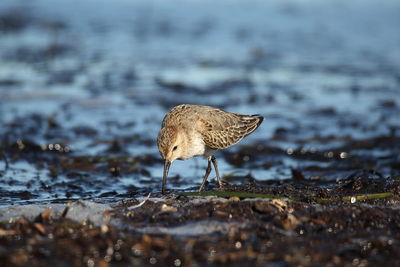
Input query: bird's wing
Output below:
<box><xmin>198</xmin><ymin>113</ymin><xmax>263</xmax><ymax>149</ymax></box>
<box><xmin>161</xmin><ymin>104</ymin><xmax>196</xmax><ymax>128</ymax></box>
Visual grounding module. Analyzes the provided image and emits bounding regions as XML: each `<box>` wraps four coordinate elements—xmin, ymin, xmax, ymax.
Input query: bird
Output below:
<box><xmin>157</xmin><ymin>104</ymin><xmax>264</xmax><ymax>193</ymax></box>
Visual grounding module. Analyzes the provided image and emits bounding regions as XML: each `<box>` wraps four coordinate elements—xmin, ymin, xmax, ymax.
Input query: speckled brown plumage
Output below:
<box><xmin>157</xmin><ymin>104</ymin><xmax>264</xmax><ymax>193</ymax></box>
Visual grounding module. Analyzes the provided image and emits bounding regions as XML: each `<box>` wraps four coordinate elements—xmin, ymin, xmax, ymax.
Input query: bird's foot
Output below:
<box><xmin>217</xmin><ymin>179</ymin><xmax>230</xmax><ymax>189</ymax></box>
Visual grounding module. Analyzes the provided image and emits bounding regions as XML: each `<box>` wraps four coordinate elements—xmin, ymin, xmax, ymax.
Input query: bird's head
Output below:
<box><xmin>157</xmin><ymin>126</ymin><xmax>186</xmax><ymax>163</ymax></box>
<box><xmin>157</xmin><ymin>126</ymin><xmax>186</xmax><ymax>193</ymax></box>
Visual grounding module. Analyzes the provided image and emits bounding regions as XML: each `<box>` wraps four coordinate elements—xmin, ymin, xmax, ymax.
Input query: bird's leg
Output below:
<box><xmin>199</xmin><ymin>156</ymin><xmax>212</xmax><ymax>192</ymax></box>
<box><xmin>211</xmin><ymin>156</ymin><xmax>224</xmax><ymax>187</ymax></box>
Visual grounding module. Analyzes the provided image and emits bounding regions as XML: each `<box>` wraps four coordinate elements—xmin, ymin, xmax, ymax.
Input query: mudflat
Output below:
<box><xmin>1</xmin><ymin>0</ymin><xmax>399</xmax><ymax>266</ymax></box>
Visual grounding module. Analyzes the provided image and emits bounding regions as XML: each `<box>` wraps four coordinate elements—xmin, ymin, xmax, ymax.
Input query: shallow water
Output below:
<box><xmin>0</xmin><ymin>0</ymin><xmax>399</xmax><ymax>205</ymax></box>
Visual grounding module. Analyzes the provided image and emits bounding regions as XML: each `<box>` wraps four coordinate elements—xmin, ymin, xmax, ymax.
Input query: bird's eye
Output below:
<box><xmin>172</xmin><ymin>146</ymin><xmax>178</xmax><ymax>151</ymax></box>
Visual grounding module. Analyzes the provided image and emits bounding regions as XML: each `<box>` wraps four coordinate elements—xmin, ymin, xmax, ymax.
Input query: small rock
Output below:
<box><xmin>229</xmin><ymin>196</ymin><xmax>240</xmax><ymax>202</ymax></box>
<box><xmin>161</xmin><ymin>204</ymin><xmax>178</xmax><ymax>213</ymax></box>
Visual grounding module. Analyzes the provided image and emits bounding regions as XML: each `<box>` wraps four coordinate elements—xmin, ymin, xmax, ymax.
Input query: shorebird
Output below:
<box><xmin>157</xmin><ymin>104</ymin><xmax>263</xmax><ymax>193</ymax></box>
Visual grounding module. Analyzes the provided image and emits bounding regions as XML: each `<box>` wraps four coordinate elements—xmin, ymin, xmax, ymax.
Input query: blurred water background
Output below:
<box><xmin>0</xmin><ymin>0</ymin><xmax>399</xmax><ymax>205</ymax></box>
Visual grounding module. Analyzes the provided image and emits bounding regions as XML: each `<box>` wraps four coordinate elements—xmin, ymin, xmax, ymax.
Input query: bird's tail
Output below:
<box><xmin>251</xmin><ymin>114</ymin><xmax>264</xmax><ymax>130</ymax></box>
<box><xmin>240</xmin><ymin>114</ymin><xmax>264</xmax><ymax>137</ymax></box>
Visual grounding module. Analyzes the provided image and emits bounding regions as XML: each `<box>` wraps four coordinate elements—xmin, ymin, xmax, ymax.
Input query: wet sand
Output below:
<box><xmin>1</xmin><ymin>177</ymin><xmax>400</xmax><ymax>266</ymax></box>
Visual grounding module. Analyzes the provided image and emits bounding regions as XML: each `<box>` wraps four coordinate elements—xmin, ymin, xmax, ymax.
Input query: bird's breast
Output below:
<box><xmin>181</xmin><ymin>131</ymin><xmax>207</xmax><ymax>159</ymax></box>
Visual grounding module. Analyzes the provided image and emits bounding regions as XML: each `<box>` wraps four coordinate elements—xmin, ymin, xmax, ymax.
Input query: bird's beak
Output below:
<box><xmin>162</xmin><ymin>160</ymin><xmax>171</xmax><ymax>194</ymax></box>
